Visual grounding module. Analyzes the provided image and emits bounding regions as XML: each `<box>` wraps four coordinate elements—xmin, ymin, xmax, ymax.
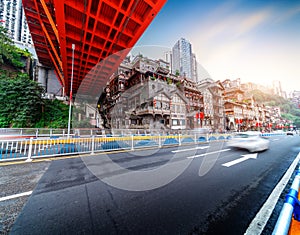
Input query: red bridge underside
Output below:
<box><xmin>22</xmin><ymin>0</ymin><xmax>166</xmax><ymax>96</ymax></box>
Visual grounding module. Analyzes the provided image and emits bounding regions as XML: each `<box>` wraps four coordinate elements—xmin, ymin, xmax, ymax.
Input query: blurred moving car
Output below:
<box><xmin>286</xmin><ymin>131</ymin><xmax>294</xmax><ymax>136</ymax></box>
<box><xmin>226</xmin><ymin>131</ymin><xmax>270</xmax><ymax>152</ymax></box>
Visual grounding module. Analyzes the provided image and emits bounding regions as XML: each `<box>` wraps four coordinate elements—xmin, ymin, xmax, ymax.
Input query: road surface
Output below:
<box><xmin>8</xmin><ymin>134</ymin><xmax>300</xmax><ymax>234</ymax></box>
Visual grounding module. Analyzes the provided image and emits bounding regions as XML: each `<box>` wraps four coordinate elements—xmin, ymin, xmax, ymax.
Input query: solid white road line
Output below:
<box><xmin>172</xmin><ymin>146</ymin><xmax>209</xmax><ymax>153</ymax></box>
<box><xmin>244</xmin><ymin>152</ymin><xmax>300</xmax><ymax>235</ymax></box>
<box><xmin>187</xmin><ymin>149</ymin><xmax>231</xmax><ymax>159</ymax></box>
<box><xmin>0</xmin><ymin>191</ymin><xmax>32</xmax><ymax>202</ymax></box>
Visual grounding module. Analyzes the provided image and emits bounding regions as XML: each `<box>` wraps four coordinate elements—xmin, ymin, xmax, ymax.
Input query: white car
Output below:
<box><xmin>226</xmin><ymin>131</ymin><xmax>270</xmax><ymax>152</ymax></box>
<box><xmin>286</xmin><ymin>131</ymin><xmax>294</xmax><ymax>136</ymax></box>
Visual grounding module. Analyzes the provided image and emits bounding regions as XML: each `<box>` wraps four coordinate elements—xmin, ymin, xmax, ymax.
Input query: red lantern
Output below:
<box><xmin>200</xmin><ymin>112</ymin><xmax>204</xmax><ymax>120</ymax></box>
<box><xmin>195</xmin><ymin>112</ymin><xmax>204</xmax><ymax>120</ymax></box>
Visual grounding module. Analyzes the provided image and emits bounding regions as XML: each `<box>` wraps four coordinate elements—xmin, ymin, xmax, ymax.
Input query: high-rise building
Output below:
<box><xmin>273</xmin><ymin>80</ymin><xmax>283</xmax><ymax>97</ymax></box>
<box><xmin>0</xmin><ymin>0</ymin><xmax>32</xmax><ymax>45</ymax></box>
<box><xmin>192</xmin><ymin>53</ymin><xmax>198</xmax><ymax>82</ymax></box>
<box><xmin>172</xmin><ymin>38</ymin><xmax>197</xmax><ymax>82</ymax></box>
<box><xmin>164</xmin><ymin>50</ymin><xmax>172</xmax><ymax>73</ymax></box>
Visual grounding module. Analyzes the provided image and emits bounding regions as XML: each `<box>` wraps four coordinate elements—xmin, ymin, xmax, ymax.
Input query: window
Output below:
<box><xmin>156</xmin><ymin>101</ymin><xmax>161</xmax><ymax>109</ymax></box>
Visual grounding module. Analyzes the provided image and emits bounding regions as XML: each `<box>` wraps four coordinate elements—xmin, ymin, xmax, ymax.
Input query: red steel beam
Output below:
<box><xmin>39</xmin><ymin>0</ymin><xmax>60</xmax><ymax>44</ymax></box>
<box><xmin>22</xmin><ymin>0</ymin><xmax>167</xmax><ymax>96</ymax></box>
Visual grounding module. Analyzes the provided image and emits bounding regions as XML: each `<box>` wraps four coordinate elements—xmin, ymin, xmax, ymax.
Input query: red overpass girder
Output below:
<box><xmin>22</xmin><ymin>0</ymin><xmax>167</xmax><ymax>96</ymax></box>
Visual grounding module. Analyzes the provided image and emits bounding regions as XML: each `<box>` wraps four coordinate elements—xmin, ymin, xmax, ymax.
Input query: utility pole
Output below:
<box><xmin>67</xmin><ymin>44</ymin><xmax>75</xmax><ymax>138</ymax></box>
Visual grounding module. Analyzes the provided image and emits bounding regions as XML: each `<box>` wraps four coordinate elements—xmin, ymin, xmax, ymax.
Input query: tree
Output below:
<box><xmin>280</xmin><ymin>103</ymin><xmax>291</xmax><ymax>113</ymax></box>
<box><xmin>0</xmin><ymin>26</ymin><xmax>71</xmax><ymax>128</ymax></box>
<box><xmin>34</xmin><ymin>99</ymin><xmax>69</xmax><ymax>128</ymax></box>
<box><xmin>0</xmin><ymin>26</ymin><xmax>26</xmax><ymax>68</ymax></box>
<box><xmin>0</xmin><ymin>74</ymin><xmax>45</xmax><ymax>127</ymax></box>
<box><xmin>248</xmin><ymin>89</ymin><xmax>300</xmax><ymax>127</ymax></box>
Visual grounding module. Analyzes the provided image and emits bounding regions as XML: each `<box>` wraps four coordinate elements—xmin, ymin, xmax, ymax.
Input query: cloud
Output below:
<box><xmin>193</xmin><ymin>7</ymin><xmax>272</xmax><ymax>44</ymax></box>
<box><xmin>235</xmin><ymin>9</ymin><xmax>271</xmax><ymax>36</ymax></box>
<box><xmin>188</xmin><ymin>2</ymin><xmax>300</xmax><ymax>93</ymax></box>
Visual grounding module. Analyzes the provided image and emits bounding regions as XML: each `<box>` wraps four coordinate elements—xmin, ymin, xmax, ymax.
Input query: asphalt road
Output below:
<box><xmin>9</xmin><ymin>135</ymin><xmax>300</xmax><ymax>235</ymax></box>
<box><xmin>0</xmin><ymin>161</ymin><xmax>50</xmax><ymax>234</ymax></box>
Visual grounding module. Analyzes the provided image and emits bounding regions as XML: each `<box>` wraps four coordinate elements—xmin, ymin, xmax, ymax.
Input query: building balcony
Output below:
<box><xmin>135</xmin><ymin>108</ymin><xmax>172</xmax><ymax>116</ymax></box>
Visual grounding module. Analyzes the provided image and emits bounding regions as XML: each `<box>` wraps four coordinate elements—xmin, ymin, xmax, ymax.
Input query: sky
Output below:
<box><xmin>135</xmin><ymin>0</ymin><xmax>300</xmax><ymax>94</ymax></box>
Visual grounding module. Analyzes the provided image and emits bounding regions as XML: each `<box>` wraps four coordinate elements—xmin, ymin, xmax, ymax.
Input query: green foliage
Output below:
<box><xmin>291</xmin><ymin>108</ymin><xmax>300</xmax><ymax>116</ymax></box>
<box><xmin>248</xmin><ymin>89</ymin><xmax>300</xmax><ymax>126</ymax></box>
<box><xmin>282</xmin><ymin>113</ymin><xmax>300</xmax><ymax>127</ymax></box>
<box><xmin>281</xmin><ymin>104</ymin><xmax>291</xmax><ymax>113</ymax></box>
<box><xmin>293</xmin><ymin>117</ymin><xmax>300</xmax><ymax>128</ymax></box>
<box><xmin>0</xmin><ymin>26</ymin><xmax>29</xmax><ymax>68</ymax></box>
<box><xmin>0</xmin><ymin>74</ymin><xmax>44</xmax><ymax>127</ymax></box>
<box><xmin>0</xmin><ymin>26</ymin><xmax>72</xmax><ymax>128</ymax></box>
<box><xmin>249</xmin><ymin>89</ymin><xmax>286</xmax><ymax>105</ymax></box>
<box><xmin>35</xmin><ymin>99</ymin><xmax>69</xmax><ymax>128</ymax></box>
<box><xmin>0</xmin><ymin>74</ymin><xmax>70</xmax><ymax>128</ymax></box>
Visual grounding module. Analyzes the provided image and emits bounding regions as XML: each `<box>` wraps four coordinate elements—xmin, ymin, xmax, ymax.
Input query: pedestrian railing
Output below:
<box><xmin>0</xmin><ymin>128</ymin><xmax>101</xmax><ymax>138</ymax></box>
<box><xmin>272</xmin><ymin>169</ymin><xmax>300</xmax><ymax>235</ymax></box>
<box><xmin>0</xmin><ymin>133</ymin><xmax>234</xmax><ymax>162</ymax></box>
<box><xmin>0</xmin><ymin>131</ymin><xmax>292</xmax><ymax>162</ymax></box>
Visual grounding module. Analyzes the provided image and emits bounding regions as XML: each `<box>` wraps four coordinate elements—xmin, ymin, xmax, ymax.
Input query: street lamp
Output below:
<box><xmin>67</xmin><ymin>44</ymin><xmax>75</xmax><ymax>138</ymax></box>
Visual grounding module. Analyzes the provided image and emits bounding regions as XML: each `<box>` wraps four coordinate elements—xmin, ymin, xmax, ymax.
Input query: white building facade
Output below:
<box><xmin>172</xmin><ymin>38</ymin><xmax>196</xmax><ymax>81</ymax></box>
<box><xmin>0</xmin><ymin>0</ymin><xmax>32</xmax><ymax>45</ymax></box>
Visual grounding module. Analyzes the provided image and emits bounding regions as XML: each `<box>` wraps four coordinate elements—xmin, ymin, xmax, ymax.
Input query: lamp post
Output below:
<box><xmin>67</xmin><ymin>44</ymin><xmax>75</xmax><ymax>138</ymax></box>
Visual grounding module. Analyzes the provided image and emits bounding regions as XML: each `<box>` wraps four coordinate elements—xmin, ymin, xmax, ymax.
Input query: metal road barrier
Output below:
<box><xmin>272</xmin><ymin>169</ymin><xmax>300</xmax><ymax>235</ymax></box>
<box><xmin>0</xmin><ymin>131</ymin><xmax>291</xmax><ymax>162</ymax></box>
<box><xmin>0</xmin><ymin>133</ymin><xmax>233</xmax><ymax>162</ymax></box>
<box><xmin>261</xmin><ymin>132</ymin><xmax>287</xmax><ymax>137</ymax></box>
<box><xmin>0</xmin><ymin>128</ymin><xmax>102</xmax><ymax>138</ymax></box>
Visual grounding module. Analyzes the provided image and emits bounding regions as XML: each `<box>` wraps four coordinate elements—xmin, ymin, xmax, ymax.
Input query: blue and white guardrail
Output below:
<box><xmin>0</xmin><ymin>131</ymin><xmax>292</xmax><ymax>162</ymax></box>
<box><xmin>272</xmin><ymin>169</ymin><xmax>300</xmax><ymax>235</ymax></box>
<box><xmin>0</xmin><ymin>133</ymin><xmax>232</xmax><ymax>162</ymax></box>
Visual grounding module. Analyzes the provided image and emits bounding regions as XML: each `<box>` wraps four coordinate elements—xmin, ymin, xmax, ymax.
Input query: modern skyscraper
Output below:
<box><xmin>273</xmin><ymin>80</ymin><xmax>283</xmax><ymax>97</ymax></box>
<box><xmin>0</xmin><ymin>0</ymin><xmax>32</xmax><ymax>45</ymax></box>
<box><xmin>192</xmin><ymin>53</ymin><xmax>198</xmax><ymax>82</ymax></box>
<box><xmin>164</xmin><ymin>50</ymin><xmax>173</xmax><ymax>74</ymax></box>
<box><xmin>172</xmin><ymin>38</ymin><xmax>197</xmax><ymax>82</ymax></box>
